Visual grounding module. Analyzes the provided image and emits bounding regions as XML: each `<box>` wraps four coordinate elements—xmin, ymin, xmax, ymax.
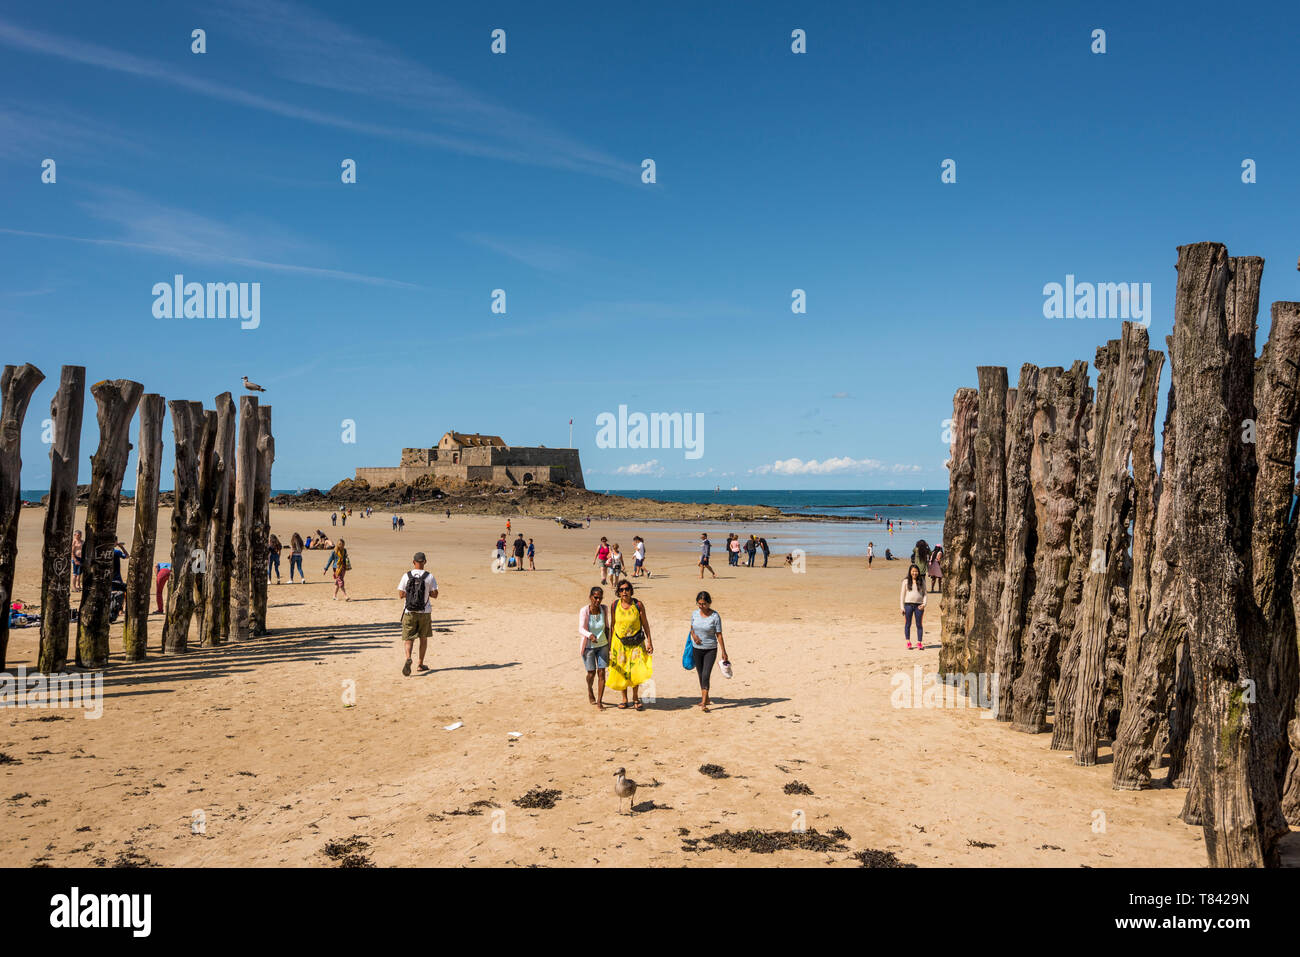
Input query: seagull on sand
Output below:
<box><xmin>614</xmin><ymin>767</ymin><xmax>638</xmax><ymax>814</ymax></box>
<box><xmin>242</xmin><ymin>376</ymin><xmax>266</xmax><ymax>393</ymax></box>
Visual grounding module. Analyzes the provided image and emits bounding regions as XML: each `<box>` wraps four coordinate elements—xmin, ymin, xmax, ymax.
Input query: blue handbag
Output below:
<box><xmin>682</xmin><ymin>634</ymin><xmax>695</xmax><ymax>670</ymax></box>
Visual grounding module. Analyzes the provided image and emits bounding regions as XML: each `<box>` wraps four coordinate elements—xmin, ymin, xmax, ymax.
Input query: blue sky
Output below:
<box><xmin>3</xmin><ymin>0</ymin><xmax>1299</xmax><ymax>490</ymax></box>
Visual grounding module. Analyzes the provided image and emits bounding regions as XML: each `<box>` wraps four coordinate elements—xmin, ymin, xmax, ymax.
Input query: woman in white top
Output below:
<box><xmin>900</xmin><ymin>563</ymin><xmax>928</xmax><ymax>650</ymax></box>
<box><xmin>608</xmin><ymin>545</ymin><xmax>625</xmax><ymax>588</ymax></box>
<box><xmin>632</xmin><ymin>536</ymin><xmax>650</xmax><ymax>578</ymax></box>
<box><xmin>579</xmin><ymin>586</ymin><xmax>610</xmax><ymax>709</ymax></box>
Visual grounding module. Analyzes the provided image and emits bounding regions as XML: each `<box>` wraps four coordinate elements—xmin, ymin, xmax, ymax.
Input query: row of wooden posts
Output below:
<box><xmin>0</xmin><ymin>365</ymin><xmax>275</xmax><ymax>673</ymax></box>
<box><xmin>940</xmin><ymin>242</ymin><xmax>1300</xmax><ymax>867</ymax></box>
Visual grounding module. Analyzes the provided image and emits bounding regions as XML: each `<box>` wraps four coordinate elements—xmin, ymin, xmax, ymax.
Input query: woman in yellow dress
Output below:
<box><xmin>606</xmin><ymin>581</ymin><xmax>654</xmax><ymax>710</ymax></box>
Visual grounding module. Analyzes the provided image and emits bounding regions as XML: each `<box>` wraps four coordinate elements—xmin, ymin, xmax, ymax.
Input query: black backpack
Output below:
<box><xmin>404</xmin><ymin>571</ymin><xmax>430</xmax><ymax>612</ymax></box>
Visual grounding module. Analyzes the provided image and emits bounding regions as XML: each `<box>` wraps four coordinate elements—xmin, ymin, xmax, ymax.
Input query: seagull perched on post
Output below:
<box><xmin>613</xmin><ymin>767</ymin><xmax>637</xmax><ymax>814</ymax></box>
<box><xmin>242</xmin><ymin>376</ymin><xmax>266</xmax><ymax>393</ymax></box>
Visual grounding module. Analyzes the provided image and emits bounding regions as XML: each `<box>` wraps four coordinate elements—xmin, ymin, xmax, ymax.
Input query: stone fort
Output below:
<box><xmin>355</xmin><ymin>431</ymin><xmax>585</xmax><ymax>489</ymax></box>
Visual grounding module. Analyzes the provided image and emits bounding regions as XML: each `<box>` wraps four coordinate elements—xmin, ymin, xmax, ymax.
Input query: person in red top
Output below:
<box><xmin>594</xmin><ymin>537</ymin><xmax>611</xmax><ymax>585</ymax></box>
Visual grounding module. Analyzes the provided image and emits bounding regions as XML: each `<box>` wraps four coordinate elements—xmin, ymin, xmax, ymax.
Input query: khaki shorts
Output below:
<box><xmin>401</xmin><ymin>612</ymin><xmax>432</xmax><ymax>641</ymax></box>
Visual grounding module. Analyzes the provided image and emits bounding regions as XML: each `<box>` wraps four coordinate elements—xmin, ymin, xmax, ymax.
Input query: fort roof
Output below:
<box><xmin>441</xmin><ymin>431</ymin><xmax>506</xmax><ymax>448</ymax></box>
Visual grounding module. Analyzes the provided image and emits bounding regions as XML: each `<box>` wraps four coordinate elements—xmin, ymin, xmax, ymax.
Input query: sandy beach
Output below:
<box><xmin>2</xmin><ymin>505</ymin><xmax>1218</xmax><ymax>867</ymax></box>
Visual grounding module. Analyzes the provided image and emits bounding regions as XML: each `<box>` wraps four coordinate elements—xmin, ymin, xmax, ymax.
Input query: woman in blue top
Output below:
<box><xmin>688</xmin><ymin>591</ymin><xmax>729</xmax><ymax>712</ymax></box>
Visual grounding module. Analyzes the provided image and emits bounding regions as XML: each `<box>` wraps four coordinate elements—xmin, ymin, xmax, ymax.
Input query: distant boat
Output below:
<box><xmin>730</xmin><ymin>485</ymin><xmax>739</xmax><ymax>491</ymax></box>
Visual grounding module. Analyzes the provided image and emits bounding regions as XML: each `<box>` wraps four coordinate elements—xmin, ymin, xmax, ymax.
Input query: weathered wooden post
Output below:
<box><xmin>1071</xmin><ymin>323</ymin><xmax>1152</xmax><ymax>766</ymax></box>
<box><xmin>1172</xmin><ymin>241</ymin><xmax>1286</xmax><ymax>867</ymax></box>
<box><xmin>220</xmin><ymin>460</ymin><xmax>236</xmax><ymax>642</ymax></box>
<box><xmin>939</xmin><ymin>388</ymin><xmax>978</xmax><ymax>677</ymax></box>
<box><xmin>200</xmin><ymin>394</ymin><xmax>235</xmax><ymax>648</ymax></box>
<box><xmin>162</xmin><ymin>401</ymin><xmax>205</xmax><ymax>654</ymax></box>
<box><xmin>76</xmin><ymin>379</ymin><xmax>143</xmax><ymax>668</ymax></box>
<box><xmin>1113</xmin><ymin>347</ymin><xmax>1183</xmax><ymax>789</ymax></box>
<box><xmin>993</xmin><ymin>364</ymin><xmax>1040</xmax><ymax>719</ymax></box>
<box><xmin>38</xmin><ymin>366</ymin><xmax>84</xmax><ymax>673</ymax></box>
<box><xmin>1254</xmin><ymin>302</ymin><xmax>1300</xmax><ymax>823</ymax></box>
<box><xmin>191</xmin><ymin>410</ymin><xmax>219</xmax><ymax>642</ymax></box>
<box><xmin>1012</xmin><ymin>361</ymin><xmax>1090</xmax><ymax>731</ymax></box>
<box><xmin>1052</xmin><ymin>344</ymin><xmax>1110</xmax><ymax>752</ymax></box>
<box><xmin>232</xmin><ymin>395</ymin><xmax>259</xmax><ymax>641</ymax></box>
<box><xmin>0</xmin><ymin>363</ymin><xmax>45</xmax><ymax>672</ymax></box>
<box><xmin>251</xmin><ymin>405</ymin><xmax>274</xmax><ymax>635</ymax></box>
<box><xmin>122</xmin><ymin>394</ymin><xmax>165</xmax><ymax>661</ymax></box>
<box><xmin>966</xmin><ymin>367</ymin><xmax>1008</xmax><ymax>677</ymax></box>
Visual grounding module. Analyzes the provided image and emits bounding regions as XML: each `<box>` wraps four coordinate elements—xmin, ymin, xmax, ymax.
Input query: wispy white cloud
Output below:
<box><xmin>0</xmin><ymin>10</ymin><xmax>631</xmax><ymax>181</ymax></box>
<box><xmin>613</xmin><ymin>459</ymin><xmax>664</xmax><ymax>476</ymax></box>
<box><xmin>0</xmin><ymin>187</ymin><xmax>421</xmax><ymax>288</ymax></box>
<box><xmin>753</xmin><ymin>457</ymin><xmax>923</xmax><ymax>476</ymax></box>
<box><xmin>462</xmin><ymin>234</ymin><xmax>597</xmax><ymax>274</ymax></box>
<box><xmin>0</xmin><ymin>105</ymin><xmax>140</xmax><ymax>160</ymax></box>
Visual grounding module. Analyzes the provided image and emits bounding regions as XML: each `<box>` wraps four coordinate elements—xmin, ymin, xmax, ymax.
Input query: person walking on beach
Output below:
<box><xmin>688</xmin><ymin>591</ymin><xmax>730</xmax><ymax>712</ymax></box>
<box><xmin>594</xmin><ymin>537</ymin><xmax>611</xmax><ymax>584</ymax></box>
<box><xmin>901</xmin><ymin>563</ymin><xmax>927</xmax><ymax>650</ymax></box>
<box><xmin>608</xmin><ymin>543</ymin><xmax>625</xmax><ymax>589</ymax></box>
<box><xmin>341</xmin><ymin>510</ymin><xmax>347</xmax><ymax>527</ymax></box>
<box><xmin>632</xmin><ymin>536</ymin><xmax>650</xmax><ymax>578</ymax></box>
<box><xmin>331</xmin><ymin>512</ymin><xmax>337</xmax><ymax>527</ymax></box>
<box><xmin>332</xmin><ymin>539</ymin><xmax>351</xmax><ymax>601</ymax></box>
<box><xmin>71</xmin><ymin>530</ymin><xmax>84</xmax><ymax>591</ymax></box>
<box><xmin>911</xmin><ymin>539</ymin><xmax>931</xmax><ymax>576</ymax></box>
<box><xmin>867</xmin><ymin>541</ymin><xmax>875</xmax><ymax>569</ymax></box>
<box><xmin>744</xmin><ymin>535</ymin><xmax>757</xmax><ymax>567</ymax></box>
<box><xmin>607</xmin><ymin>581</ymin><xmax>653</xmax><ymax>710</ymax></box>
<box><xmin>758</xmin><ymin>536</ymin><xmax>770</xmax><ymax>567</ymax></box>
<box><xmin>397</xmin><ymin>551</ymin><xmax>438</xmax><ymax>676</ymax></box>
<box><xmin>397</xmin><ymin>516</ymin><xmax>404</xmax><ymax>532</ymax></box>
<box><xmin>154</xmin><ymin>561</ymin><xmax>170</xmax><ymax>613</ymax></box>
<box><xmin>698</xmin><ymin>533</ymin><xmax>716</xmax><ymax>579</ymax></box>
<box><xmin>728</xmin><ymin>534</ymin><xmax>741</xmax><ymax>567</ymax></box>
<box><xmin>928</xmin><ymin>546</ymin><xmax>943</xmax><ymax>593</ymax></box>
<box><xmin>392</xmin><ymin>514</ymin><xmax>398</xmax><ymax>531</ymax></box>
<box><xmin>289</xmin><ymin>532</ymin><xmax>305</xmax><ymax>582</ymax></box>
<box><xmin>268</xmin><ymin>534</ymin><xmax>283</xmax><ymax>583</ymax></box>
<box><xmin>579</xmin><ymin>586</ymin><xmax>610</xmax><ymax>709</ymax></box>
<box><xmin>512</xmin><ymin>534</ymin><xmax>527</xmax><ymax>571</ymax></box>
<box><xmin>527</xmin><ymin>538</ymin><xmax>536</xmax><ymax>570</ymax></box>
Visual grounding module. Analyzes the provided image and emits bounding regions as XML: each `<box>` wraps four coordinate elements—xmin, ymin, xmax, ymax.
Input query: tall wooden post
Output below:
<box><xmin>1172</xmin><ymin>242</ymin><xmax>1286</xmax><ymax>867</ymax></box>
<box><xmin>1113</xmin><ymin>348</ymin><xmax>1183</xmax><ymax>789</ymax></box>
<box><xmin>1052</xmin><ymin>344</ymin><xmax>1110</xmax><ymax>752</ymax></box>
<box><xmin>162</xmin><ymin>401</ymin><xmax>205</xmax><ymax>655</ymax></box>
<box><xmin>123</xmin><ymin>394</ymin><xmax>165</xmax><ymax>661</ymax></box>
<box><xmin>232</xmin><ymin>396</ymin><xmax>258</xmax><ymax>641</ymax></box>
<box><xmin>939</xmin><ymin>388</ymin><xmax>978</xmax><ymax>677</ymax></box>
<box><xmin>0</xmin><ymin>363</ymin><xmax>45</xmax><ymax>672</ymax></box>
<box><xmin>1012</xmin><ymin>361</ymin><xmax>1090</xmax><ymax>731</ymax></box>
<box><xmin>76</xmin><ymin>379</ymin><xmax>143</xmax><ymax>668</ymax></box>
<box><xmin>38</xmin><ymin>366</ymin><xmax>84</xmax><ymax>673</ymax></box>
<box><xmin>1072</xmin><ymin>323</ymin><xmax>1152</xmax><ymax>766</ymax></box>
<box><xmin>993</xmin><ymin>364</ymin><xmax>1041</xmax><ymax>719</ymax></box>
<box><xmin>200</xmin><ymin>394</ymin><xmax>235</xmax><ymax>647</ymax></box>
<box><xmin>1257</xmin><ymin>302</ymin><xmax>1300</xmax><ymax>823</ymax></box>
<box><xmin>251</xmin><ymin>405</ymin><xmax>274</xmax><ymax>635</ymax></box>
<box><xmin>966</xmin><ymin>367</ymin><xmax>1008</xmax><ymax>677</ymax></box>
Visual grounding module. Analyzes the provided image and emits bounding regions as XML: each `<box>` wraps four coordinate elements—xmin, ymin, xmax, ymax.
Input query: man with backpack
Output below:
<box><xmin>396</xmin><ymin>551</ymin><xmax>439</xmax><ymax>676</ymax></box>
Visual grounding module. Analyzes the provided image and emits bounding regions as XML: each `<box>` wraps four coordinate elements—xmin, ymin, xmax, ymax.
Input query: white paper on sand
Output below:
<box><xmin>443</xmin><ymin>722</ymin><xmax>463</xmax><ymax>731</ymax></box>
<box><xmin>507</xmin><ymin>731</ymin><xmax>523</xmax><ymax>738</ymax></box>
